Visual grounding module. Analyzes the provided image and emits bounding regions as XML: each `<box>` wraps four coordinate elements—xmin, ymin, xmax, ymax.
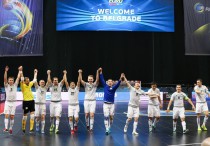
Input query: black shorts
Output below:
<box><xmin>22</xmin><ymin>100</ymin><xmax>35</xmax><ymax>114</ymax></box>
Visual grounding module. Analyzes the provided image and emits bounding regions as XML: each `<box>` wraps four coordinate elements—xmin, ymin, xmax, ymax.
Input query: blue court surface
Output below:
<box><xmin>0</xmin><ymin>101</ymin><xmax>209</xmax><ymax>146</ymax></box>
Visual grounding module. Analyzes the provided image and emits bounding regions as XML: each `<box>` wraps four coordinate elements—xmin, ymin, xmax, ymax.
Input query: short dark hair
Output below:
<box><xmin>151</xmin><ymin>82</ymin><xmax>157</xmax><ymax>86</ymax></box>
<box><xmin>197</xmin><ymin>78</ymin><xmax>202</xmax><ymax>83</ymax></box>
<box><xmin>8</xmin><ymin>77</ymin><xmax>14</xmax><ymax>80</ymax></box>
<box><xmin>88</xmin><ymin>75</ymin><xmax>94</xmax><ymax>78</ymax></box>
<box><xmin>53</xmin><ymin>77</ymin><xmax>58</xmax><ymax>81</ymax></box>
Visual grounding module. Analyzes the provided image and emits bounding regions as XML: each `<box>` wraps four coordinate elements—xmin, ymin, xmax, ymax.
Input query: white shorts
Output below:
<box><xmin>4</xmin><ymin>101</ymin><xmax>16</xmax><ymax>115</ymax></box>
<box><xmin>35</xmin><ymin>104</ymin><xmax>46</xmax><ymax>117</ymax></box>
<box><xmin>196</xmin><ymin>102</ymin><xmax>209</xmax><ymax>113</ymax></box>
<box><xmin>68</xmin><ymin>105</ymin><xmax>80</xmax><ymax>117</ymax></box>
<box><xmin>103</xmin><ymin>103</ymin><xmax>115</xmax><ymax>117</ymax></box>
<box><xmin>148</xmin><ymin>105</ymin><xmax>160</xmax><ymax>117</ymax></box>
<box><xmin>127</xmin><ymin>106</ymin><xmax>139</xmax><ymax>118</ymax></box>
<box><xmin>173</xmin><ymin>107</ymin><xmax>185</xmax><ymax>119</ymax></box>
<box><xmin>84</xmin><ymin>100</ymin><xmax>96</xmax><ymax>113</ymax></box>
<box><xmin>50</xmin><ymin>102</ymin><xmax>62</xmax><ymax>117</ymax></box>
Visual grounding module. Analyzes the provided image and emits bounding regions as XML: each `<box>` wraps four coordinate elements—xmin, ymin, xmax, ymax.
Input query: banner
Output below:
<box><xmin>56</xmin><ymin>0</ymin><xmax>174</xmax><ymax>32</ymax></box>
<box><xmin>15</xmin><ymin>92</ymin><xmax>164</xmax><ymax>101</ymax></box>
<box><xmin>184</xmin><ymin>0</ymin><xmax>210</xmax><ymax>55</ymax></box>
<box><xmin>0</xmin><ymin>0</ymin><xmax>43</xmax><ymax>56</ymax></box>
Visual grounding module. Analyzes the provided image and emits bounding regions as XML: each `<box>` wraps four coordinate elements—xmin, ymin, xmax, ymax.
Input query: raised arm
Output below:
<box><xmin>99</xmin><ymin>68</ymin><xmax>106</xmax><ymax>87</ymax></box>
<box><xmin>4</xmin><ymin>66</ymin><xmax>9</xmax><ymax>86</ymax></box>
<box><xmin>46</xmin><ymin>70</ymin><xmax>52</xmax><ymax>87</ymax></box>
<box><xmin>77</xmin><ymin>70</ymin><xmax>81</xmax><ymax>89</ymax></box>
<box><xmin>112</xmin><ymin>73</ymin><xmax>124</xmax><ymax>90</ymax></box>
<box><xmin>64</xmin><ymin>70</ymin><xmax>69</xmax><ymax>90</ymax></box>
<box><xmin>123</xmin><ymin>75</ymin><xmax>131</xmax><ymax>88</ymax></box>
<box><xmin>15</xmin><ymin>67</ymin><xmax>22</xmax><ymax>85</ymax></box>
<box><xmin>33</xmin><ymin>69</ymin><xmax>38</xmax><ymax>83</ymax></box>
<box><xmin>19</xmin><ymin>66</ymin><xmax>24</xmax><ymax>83</ymax></box>
<box><xmin>95</xmin><ymin>68</ymin><xmax>100</xmax><ymax>86</ymax></box>
<box><xmin>78</xmin><ymin>69</ymin><xmax>85</xmax><ymax>86</ymax></box>
<box><xmin>61</xmin><ymin>70</ymin><xmax>67</xmax><ymax>85</ymax></box>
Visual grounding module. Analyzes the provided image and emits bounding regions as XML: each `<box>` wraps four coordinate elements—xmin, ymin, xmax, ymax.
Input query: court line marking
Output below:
<box><xmin>168</xmin><ymin>143</ymin><xmax>201</xmax><ymax>146</ymax></box>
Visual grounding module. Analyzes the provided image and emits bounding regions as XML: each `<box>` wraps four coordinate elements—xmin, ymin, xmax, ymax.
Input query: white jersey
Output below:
<box><xmin>194</xmin><ymin>85</ymin><xmax>209</xmax><ymax>102</ymax></box>
<box><xmin>50</xmin><ymin>83</ymin><xmax>63</xmax><ymax>101</ymax></box>
<box><xmin>84</xmin><ymin>82</ymin><xmax>97</xmax><ymax>100</ymax></box>
<box><xmin>35</xmin><ymin>86</ymin><xmax>48</xmax><ymax>103</ymax></box>
<box><xmin>171</xmin><ymin>92</ymin><xmax>189</xmax><ymax>107</ymax></box>
<box><xmin>128</xmin><ymin>86</ymin><xmax>145</xmax><ymax>108</ymax></box>
<box><xmin>148</xmin><ymin>88</ymin><xmax>160</xmax><ymax>106</ymax></box>
<box><xmin>4</xmin><ymin>83</ymin><xmax>18</xmax><ymax>101</ymax></box>
<box><xmin>68</xmin><ymin>86</ymin><xmax>79</xmax><ymax>105</ymax></box>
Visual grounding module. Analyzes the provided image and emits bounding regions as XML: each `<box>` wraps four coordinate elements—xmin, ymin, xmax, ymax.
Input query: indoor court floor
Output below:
<box><xmin>0</xmin><ymin>101</ymin><xmax>209</xmax><ymax>146</ymax></box>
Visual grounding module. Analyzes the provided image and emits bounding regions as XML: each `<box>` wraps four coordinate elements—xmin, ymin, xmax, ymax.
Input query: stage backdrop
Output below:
<box><xmin>184</xmin><ymin>0</ymin><xmax>210</xmax><ymax>55</ymax></box>
<box><xmin>56</xmin><ymin>0</ymin><xmax>174</xmax><ymax>32</ymax></box>
<box><xmin>0</xmin><ymin>0</ymin><xmax>43</xmax><ymax>56</ymax></box>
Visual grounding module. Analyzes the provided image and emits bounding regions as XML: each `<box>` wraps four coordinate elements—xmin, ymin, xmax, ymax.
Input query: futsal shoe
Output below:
<box><xmin>198</xmin><ymin>127</ymin><xmax>202</xmax><ymax>131</ymax></box>
<box><xmin>86</xmin><ymin>126</ymin><xmax>90</xmax><ymax>131</ymax></box>
<box><xmin>41</xmin><ymin>130</ymin><xmax>45</xmax><ymax>134</ymax></box>
<box><xmin>183</xmin><ymin>129</ymin><xmax>189</xmax><ymax>134</ymax></box>
<box><xmin>71</xmin><ymin>130</ymin><xmax>74</xmax><ymax>134</ymax></box>
<box><xmin>22</xmin><ymin>129</ymin><xmax>26</xmax><ymax>134</ymax></box>
<box><xmin>49</xmin><ymin>125</ymin><xmax>54</xmax><ymax>132</ymax></box>
<box><xmin>201</xmin><ymin>125</ymin><xmax>207</xmax><ymax>131</ymax></box>
<box><xmin>105</xmin><ymin>129</ymin><xmax>110</xmax><ymax>135</ymax></box>
<box><xmin>29</xmin><ymin>129</ymin><xmax>34</xmax><ymax>134</ymax></box>
<box><xmin>124</xmin><ymin>125</ymin><xmax>128</xmax><ymax>133</ymax></box>
<box><xmin>74</xmin><ymin>126</ymin><xmax>78</xmax><ymax>132</ymax></box>
<box><xmin>173</xmin><ymin>128</ymin><xmax>176</xmax><ymax>132</ymax></box>
<box><xmin>55</xmin><ymin>129</ymin><xmax>59</xmax><ymax>134</ymax></box>
<box><xmin>3</xmin><ymin>128</ymin><xmax>8</xmax><ymax>132</ymax></box>
<box><xmin>132</xmin><ymin>131</ymin><xmax>139</xmax><ymax>135</ymax></box>
<box><xmin>9</xmin><ymin>129</ymin><xmax>12</xmax><ymax>135</ymax></box>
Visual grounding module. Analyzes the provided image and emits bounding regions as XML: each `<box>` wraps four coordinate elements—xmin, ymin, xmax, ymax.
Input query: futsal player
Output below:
<box><xmin>49</xmin><ymin>70</ymin><xmax>66</xmax><ymax>134</ymax></box>
<box><xmin>3</xmin><ymin>66</ymin><xmax>21</xmax><ymax>134</ymax></box>
<box><xmin>166</xmin><ymin>84</ymin><xmax>195</xmax><ymax>133</ymax></box>
<box><xmin>65</xmin><ymin>70</ymin><xmax>81</xmax><ymax>134</ymax></box>
<box><xmin>20</xmin><ymin>67</ymin><xmax>38</xmax><ymax>133</ymax></box>
<box><xmin>34</xmin><ymin>70</ymin><xmax>51</xmax><ymax>133</ymax></box>
<box><xmin>99</xmin><ymin>67</ymin><xmax>124</xmax><ymax>135</ymax></box>
<box><xmin>79</xmin><ymin>69</ymin><xmax>99</xmax><ymax>132</ymax></box>
<box><xmin>194</xmin><ymin>79</ymin><xmax>210</xmax><ymax>131</ymax></box>
<box><xmin>123</xmin><ymin>76</ymin><xmax>145</xmax><ymax>135</ymax></box>
<box><xmin>147</xmin><ymin>82</ymin><xmax>162</xmax><ymax>132</ymax></box>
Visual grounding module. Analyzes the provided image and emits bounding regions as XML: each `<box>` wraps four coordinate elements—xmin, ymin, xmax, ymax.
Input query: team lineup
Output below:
<box><xmin>2</xmin><ymin>66</ymin><xmax>210</xmax><ymax>136</ymax></box>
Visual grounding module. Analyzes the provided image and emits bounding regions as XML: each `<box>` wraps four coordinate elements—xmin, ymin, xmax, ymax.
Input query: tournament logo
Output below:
<box><xmin>194</xmin><ymin>3</ymin><xmax>205</xmax><ymax>13</ymax></box>
<box><xmin>109</xmin><ymin>0</ymin><xmax>123</xmax><ymax>6</ymax></box>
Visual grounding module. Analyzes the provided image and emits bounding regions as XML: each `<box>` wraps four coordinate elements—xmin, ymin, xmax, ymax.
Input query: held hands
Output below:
<box><xmin>78</xmin><ymin>69</ymin><xmax>82</xmax><ymax>73</ymax></box>
<box><xmin>63</xmin><ymin>70</ymin><xmax>67</xmax><ymax>74</ymax></box>
<box><xmin>47</xmin><ymin>70</ymin><xmax>51</xmax><ymax>74</ymax></box>
<box><xmin>166</xmin><ymin>108</ymin><xmax>170</xmax><ymax>113</ymax></box>
<box><xmin>34</xmin><ymin>69</ymin><xmax>38</xmax><ymax>73</ymax></box>
<box><xmin>5</xmin><ymin>66</ymin><xmax>9</xmax><ymax>72</ymax></box>
<box><xmin>18</xmin><ymin>66</ymin><xmax>23</xmax><ymax>71</ymax></box>
<box><xmin>192</xmin><ymin>106</ymin><xmax>195</xmax><ymax>111</ymax></box>
<box><xmin>120</xmin><ymin>73</ymin><xmax>125</xmax><ymax>81</ymax></box>
<box><xmin>98</xmin><ymin>67</ymin><xmax>102</xmax><ymax>73</ymax></box>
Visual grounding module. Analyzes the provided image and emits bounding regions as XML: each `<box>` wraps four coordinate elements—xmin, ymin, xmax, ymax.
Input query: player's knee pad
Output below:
<box><xmin>30</xmin><ymin>114</ymin><xmax>35</xmax><ymax>120</ymax></box>
<box><xmin>23</xmin><ymin>116</ymin><xmax>27</xmax><ymax>120</ymax></box>
<box><xmin>110</xmin><ymin>116</ymin><xmax>114</xmax><ymax>121</ymax></box>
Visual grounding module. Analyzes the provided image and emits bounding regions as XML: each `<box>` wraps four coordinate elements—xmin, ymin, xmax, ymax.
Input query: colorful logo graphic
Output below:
<box><xmin>194</xmin><ymin>3</ymin><xmax>205</xmax><ymax>13</ymax></box>
<box><xmin>0</xmin><ymin>0</ymin><xmax>33</xmax><ymax>39</ymax></box>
